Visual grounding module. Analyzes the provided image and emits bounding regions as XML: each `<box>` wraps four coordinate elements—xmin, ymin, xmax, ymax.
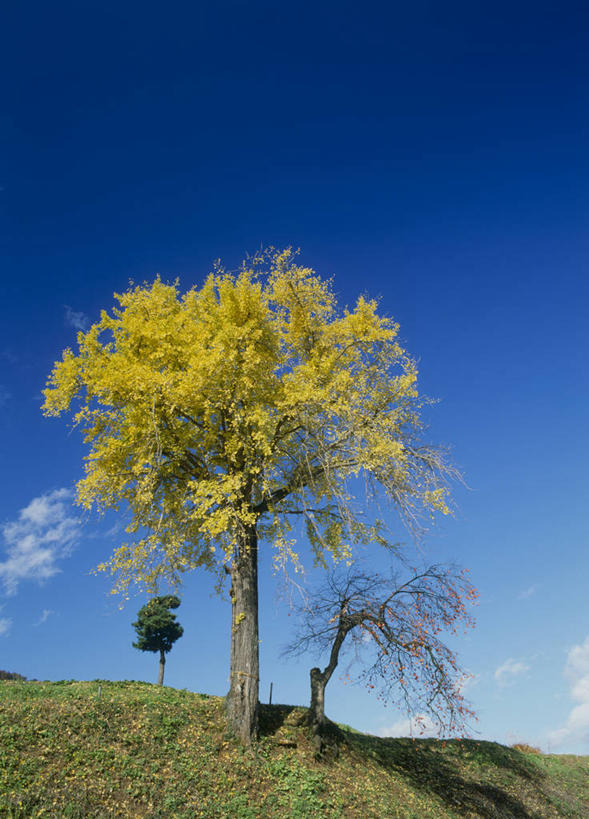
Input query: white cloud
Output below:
<box><xmin>104</xmin><ymin>521</ymin><xmax>122</xmax><ymax>538</ymax></box>
<box><xmin>0</xmin><ymin>489</ymin><xmax>80</xmax><ymax>596</ymax></box>
<box><xmin>34</xmin><ymin>609</ymin><xmax>54</xmax><ymax>626</ymax></box>
<box><xmin>548</xmin><ymin>636</ymin><xmax>589</xmax><ymax>750</ymax></box>
<box><xmin>494</xmin><ymin>658</ymin><xmax>530</xmax><ymax>687</ymax></box>
<box><xmin>567</xmin><ymin>638</ymin><xmax>589</xmax><ymax>678</ymax></box>
<box><xmin>518</xmin><ymin>584</ymin><xmax>537</xmax><ymax>600</ymax></box>
<box><xmin>377</xmin><ymin>713</ymin><xmax>440</xmax><ymax>739</ymax></box>
<box><xmin>64</xmin><ymin>305</ymin><xmax>90</xmax><ymax>332</ymax></box>
<box><xmin>0</xmin><ymin>616</ymin><xmax>11</xmax><ymax>636</ymax></box>
<box><xmin>456</xmin><ymin>672</ymin><xmax>479</xmax><ymax>695</ymax></box>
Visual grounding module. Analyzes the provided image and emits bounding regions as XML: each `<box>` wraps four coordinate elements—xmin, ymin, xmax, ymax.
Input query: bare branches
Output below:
<box><xmin>283</xmin><ymin>561</ymin><xmax>478</xmax><ymax>737</ymax></box>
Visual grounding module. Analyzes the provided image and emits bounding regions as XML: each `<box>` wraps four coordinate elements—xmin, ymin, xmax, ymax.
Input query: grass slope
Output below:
<box><xmin>0</xmin><ymin>680</ymin><xmax>587</xmax><ymax>818</ymax></box>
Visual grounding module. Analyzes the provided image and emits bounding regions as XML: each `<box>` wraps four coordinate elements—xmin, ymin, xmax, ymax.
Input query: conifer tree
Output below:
<box><xmin>132</xmin><ymin>595</ymin><xmax>183</xmax><ymax>685</ymax></box>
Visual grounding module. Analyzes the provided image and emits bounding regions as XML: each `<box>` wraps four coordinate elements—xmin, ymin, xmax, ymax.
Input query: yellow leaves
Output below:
<box><xmin>340</xmin><ymin>294</ymin><xmax>398</xmax><ymax>346</ymax></box>
<box><xmin>271</xmin><ymin>528</ymin><xmax>303</xmax><ymax>577</ymax></box>
<box><xmin>423</xmin><ymin>488</ymin><xmax>451</xmax><ymax>515</ymax></box>
<box><xmin>42</xmin><ymin>249</ymin><xmax>454</xmax><ymax>595</ymax></box>
<box><xmin>42</xmin><ymin>349</ymin><xmax>80</xmax><ymax>416</ymax></box>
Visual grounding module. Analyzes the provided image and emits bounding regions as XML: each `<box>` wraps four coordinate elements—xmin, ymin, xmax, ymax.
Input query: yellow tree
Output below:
<box><xmin>43</xmin><ymin>249</ymin><xmax>455</xmax><ymax>745</ymax></box>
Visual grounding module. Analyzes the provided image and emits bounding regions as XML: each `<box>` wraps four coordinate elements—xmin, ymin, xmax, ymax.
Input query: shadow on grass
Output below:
<box><xmin>258</xmin><ymin>703</ymin><xmax>302</xmax><ymax>736</ymax></box>
<box><xmin>342</xmin><ymin>733</ymin><xmax>547</xmax><ymax>818</ymax></box>
<box><xmin>259</xmin><ymin>704</ymin><xmax>344</xmax><ymax>760</ymax></box>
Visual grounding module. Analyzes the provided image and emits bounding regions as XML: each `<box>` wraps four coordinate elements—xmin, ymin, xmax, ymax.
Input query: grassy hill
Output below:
<box><xmin>0</xmin><ymin>680</ymin><xmax>587</xmax><ymax>818</ymax></box>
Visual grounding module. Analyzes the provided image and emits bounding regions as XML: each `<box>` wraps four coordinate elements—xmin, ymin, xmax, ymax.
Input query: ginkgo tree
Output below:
<box><xmin>43</xmin><ymin>248</ymin><xmax>456</xmax><ymax>745</ymax></box>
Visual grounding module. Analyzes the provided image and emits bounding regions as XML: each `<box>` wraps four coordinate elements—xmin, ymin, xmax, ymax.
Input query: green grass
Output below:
<box><xmin>0</xmin><ymin>680</ymin><xmax>587</xmax><ymax>817</ymax></box>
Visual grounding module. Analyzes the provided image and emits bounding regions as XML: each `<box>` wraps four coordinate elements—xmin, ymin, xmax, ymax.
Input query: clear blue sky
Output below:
<box><xmin>1</xmin><ymin>0</ymin><xmax>588</xmax><ymax>754</ymax></box>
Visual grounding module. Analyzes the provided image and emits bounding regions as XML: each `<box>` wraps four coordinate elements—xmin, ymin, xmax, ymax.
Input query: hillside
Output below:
<box><xmin>0</xmin><ymin>681</ymin><xmax>587</xmax><ymax>818</ymax></box>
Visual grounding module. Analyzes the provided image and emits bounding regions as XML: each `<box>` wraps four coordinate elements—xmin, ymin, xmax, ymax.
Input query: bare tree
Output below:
<box><xmin>283</xmin><ymin>562</ymin><xmax>477</xmax><ymax>755</ymax></box>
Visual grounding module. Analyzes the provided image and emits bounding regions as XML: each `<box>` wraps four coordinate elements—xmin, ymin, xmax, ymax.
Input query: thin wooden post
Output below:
<box><xmin>269</xmin><ymin>682</ymin><xmax>273</xmax><ymax>705</ymax></box>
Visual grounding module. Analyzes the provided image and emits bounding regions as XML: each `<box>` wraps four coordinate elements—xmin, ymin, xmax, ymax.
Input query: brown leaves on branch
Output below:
<box><xmin>283</xmin><ymin>561</ymin><xmax>478</xmax><ymax>738</ymax></box>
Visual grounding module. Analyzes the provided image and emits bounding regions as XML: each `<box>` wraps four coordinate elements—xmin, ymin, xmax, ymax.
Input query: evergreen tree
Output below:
<box><xmin>132</xmin><ymin>595</ymin><xmax>183</xmax><ymax>685</ymax></box>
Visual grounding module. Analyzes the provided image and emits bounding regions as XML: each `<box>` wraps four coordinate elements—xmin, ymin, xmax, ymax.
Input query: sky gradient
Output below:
<box><xmin>1</xmin><ymin>1</ymin><xmax>588</xmax><ymax>754</ymax></box>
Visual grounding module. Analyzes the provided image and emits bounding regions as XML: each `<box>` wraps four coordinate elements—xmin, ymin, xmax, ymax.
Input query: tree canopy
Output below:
<box><xmin>132</xmin><ymin>595</ymin><xmax>184</xmax><ymax>655</ymax></box>
<box><xmin>42</xmin><ymin>249</ymin><xmax>453</xmax><ymax>593</ymax></box>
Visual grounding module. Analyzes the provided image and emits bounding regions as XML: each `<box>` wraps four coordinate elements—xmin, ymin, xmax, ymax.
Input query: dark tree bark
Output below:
<box><xmin>308</xmin><ymin>618</ymin><xmax>350</xmax><ymax>755</ymax></box>
<box><xmin>226</xmin><ymin>525</ymin><xmax>259</xmax><ymax>745</ymax></box>
<box><xmin>309</xmin><ymin>667</ymin><xmax>328</xmax><ymax>727</ymax></box>
<box><xmin>158</xmin><ymin>648</ymin><xmax>166</xmax><ymax>685</ymax></box>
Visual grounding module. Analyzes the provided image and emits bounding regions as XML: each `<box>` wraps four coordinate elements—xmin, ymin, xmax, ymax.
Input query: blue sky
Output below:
<box><xmin>1</xmin><ymin>0</ymin><xmax>588</xmax><ymax>754</ymax></box>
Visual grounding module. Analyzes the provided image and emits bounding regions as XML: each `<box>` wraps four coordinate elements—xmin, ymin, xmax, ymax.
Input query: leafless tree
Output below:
<box><xmin>283</xmin><ymin>562</ymin><xmax>477</xmax><ymax>755</ymax></box>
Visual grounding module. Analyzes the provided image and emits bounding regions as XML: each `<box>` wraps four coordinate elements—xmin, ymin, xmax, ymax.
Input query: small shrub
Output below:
<box><xmin>0</xmin><ymin>671</ymin><xmax>27</xmax><ymax>681</ymax></box>
<box><xmin>512</xmin><ymin>742</ymin><xmax>542</xmax><ymax>755</ymax></box>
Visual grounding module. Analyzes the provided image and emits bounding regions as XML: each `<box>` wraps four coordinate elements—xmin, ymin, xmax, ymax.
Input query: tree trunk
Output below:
<box><xmin>158</xmin><ymin>648</ymin><xmax>165</xmax><ymax>685</ymax></box>
<box><xmin>308</xmin><ymin>620</ymin><xmax>350</xmax><ymax>757</ymax></box>
<box><xmin>226</xmin><ymin>525</ymin><xmax>259</xmax><ymax>745</ymax></box>
<box><xmin>310</xmin><ymin>666</ymin><xmax>328</xmax><ymax>727</ymax></box>
<box><xmin>309</xmin><ymin>666</ymin><xmax>332</xmax><ymax>756</ymax></box>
